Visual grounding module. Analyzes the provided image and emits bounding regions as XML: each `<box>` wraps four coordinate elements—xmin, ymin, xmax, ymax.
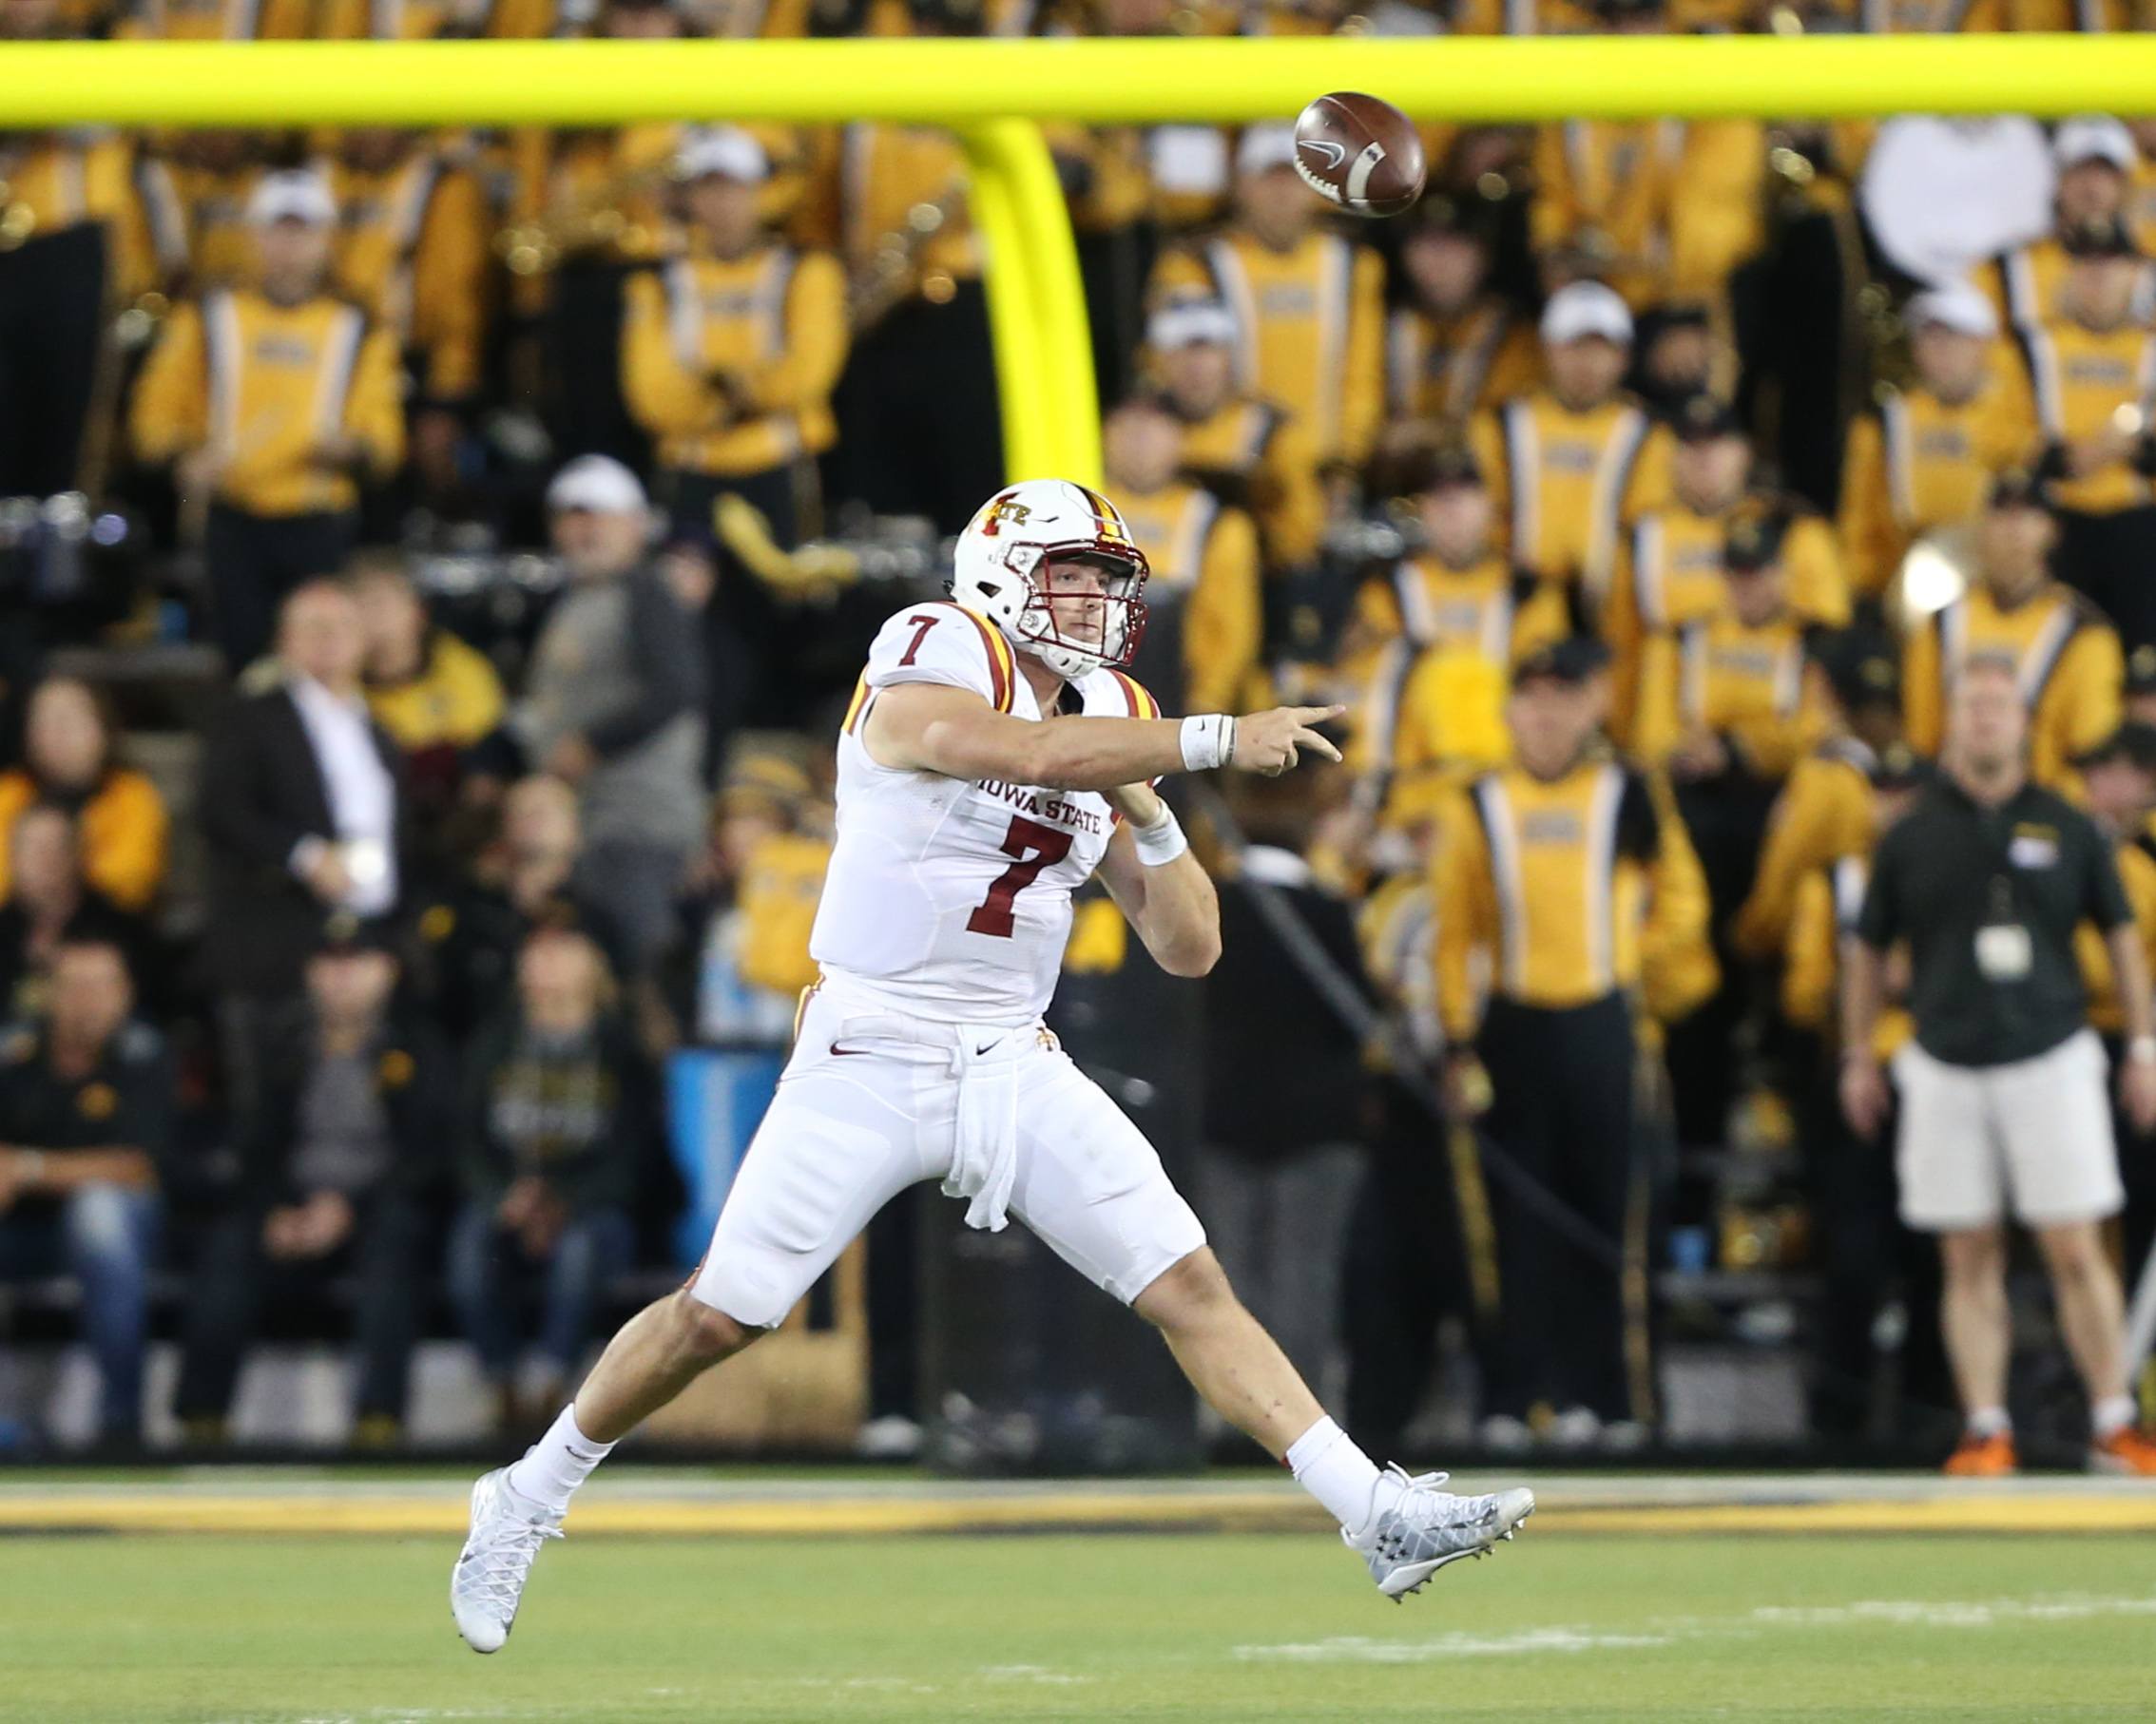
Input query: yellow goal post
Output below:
<box><xmin>10</xmin><ymin>33</ymin><xmax>2156</xmax><ymax>485</ymax></box>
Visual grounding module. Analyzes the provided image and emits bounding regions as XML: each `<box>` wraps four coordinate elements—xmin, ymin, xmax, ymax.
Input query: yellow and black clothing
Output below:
<box><xmin>2018</xmin><ymin>315</ymin><xmax>2156</xmax><ymax>649</ymax></box>
<box><xmin>1384</xmin><ymin>297</ymin><xmax>1541</xmax><ymax>434</ymax></box>
<box><xmin>2017</xmin><ymin>316</ymin><xmax>2156</xmax><ymax>518</ymax></box>
<box><xmin>1777</xmin><ymin>848</ymin><xmax>1919</xmax><ymax>1435</ymax></box>
<box><xmin>621</xmin><ymin>241</ymin><xmax>848</xmax><ymax>488</ymax></box>
<box><xmin>1434</xmin><ymin>758</ymin><xmax>1709</xmax><ymax>1423</ymax></box>
<box><xmin>1630</xmin><ymin>606</ymin><xmax>1832</xmax><ymax>781</ymax></box>
<box><xmin>1731</xmin><ymin>736</ymin><xmax>1877</xmax><ymax>962</ymax></box>
<box><xmin>1528</xmin><ymin>120</ymin><xmax>1765</xmax><ymax>312</ymax></box>
<box><xmin>1169</xmin><ymin>393</ymin><xmax>1325</xmax><ymax>571</ymax></box>
<box><xmin>131</xmin><ymin>150</ymin><xmax>263</xmax><ymax>294</ymax></box>
<box><xmin>1150</xmin><ymin>229</ymin><xmax>1386</xmax><ymax>469</ymax></box>
<box><xmin>735</xmin><ymin>828</ymin><xmax>831</xmax><ymax>1000</ymax></box>
<box><xmin>2078</xmin><ymin>836</ymin><xmax>2156</xmax><ymax>1038</ymax></box>
<box><xmin>130</xmin><ymin>285</ymin><xmax>404</xmax><ymax>665</ymax></box>
<box><xmin>1111</xmin><ymin>479</ymin><xmax>1262</xmax><ymax>716</ymax></box>
<box><xmin>1836</xmin><ymin>370</ymin><xmax>2036</xmax><ymax>602</ymax></box>
<box><xmin>1353</xmin><ymin>555</ymin><xmax>1571</xmax><ymax>818</ymax></box>
<box><xmin>116</xmin><ymin>0</ymin><xmax>311</xmax><ymax>38</ymax></box>
<box><xmin>802</xmin><ymin>123</ymin><xmax>1000</xmax><ymax>534</ymax></box>
<box><xmin>0</xmin><ymin>132</ymin><xmax>157</xmax><ymax>496</ymax></box>
<box><xmin>0</xmin><ymin>768</ymin><xmax>170</xmax><ymax>914</ymax></box>
<box><xmin>313</xmin><ymin>0</ymin><xmax>558</xmax><ymax>35</ymax></box>
<box><xmin>364</xmin><ymin>625</ymin><xmax>508</xmax><ymax>812</ymax></box>
<box><xmin>1988</xmin><ymin>234</ymin><xmax>2156</xmax><ymax>337</ymax></box>
<box><xmin>1607</xmin><ymin>502</ymin><xmax>1849</xmax><ymax>741</ymax></box>
<box><xmin>325</xmin><ymin>149</ymin><xmax>491</xmax><ymax>406</ymax></box>
<box><xmin>1901</xmin><ymin>581</ymin><xmax>2124</xmax><ymax>788</ymax></box>
<box><xmin>1469</xmin><ymin>391</ymin><xmax>1671</xmax><ymax>603</ymax></box>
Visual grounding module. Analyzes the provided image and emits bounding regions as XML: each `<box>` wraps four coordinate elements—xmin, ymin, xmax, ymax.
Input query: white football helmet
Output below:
<box><xmin>950</xmin><ymin>478</ymin><xmax>1150</xmax><ymax>680</ymax></box>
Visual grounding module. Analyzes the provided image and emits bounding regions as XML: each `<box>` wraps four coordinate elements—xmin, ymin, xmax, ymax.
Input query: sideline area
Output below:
<box><xmin>3</xmin><ymin>1470</ymin><xmax>2152</xmax><ymax>1538</ymax></box>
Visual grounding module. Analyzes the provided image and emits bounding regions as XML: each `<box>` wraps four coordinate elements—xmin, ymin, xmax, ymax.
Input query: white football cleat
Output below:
<box><xmin>452</xmin><ymin>1467</ymin><xmax>563</xmax><ymax>1653</ymax></box>
<box><xmin>1346</xmin><ymin>1464</ymin><xmax>1535</xmax><ymax>1599</ymax></box>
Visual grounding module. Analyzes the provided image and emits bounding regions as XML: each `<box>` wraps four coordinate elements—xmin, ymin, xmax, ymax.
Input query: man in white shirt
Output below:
<box><xmin>201</xmin><ymin>579</ymin><xmax>407</xmax><ymax>1110</ymax></box>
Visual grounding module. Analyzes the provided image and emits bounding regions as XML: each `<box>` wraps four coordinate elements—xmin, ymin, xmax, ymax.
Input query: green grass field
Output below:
<box><xmin>2</xmin><ymin>1529</ymin><xmax>2152</xmax><ymax>1722</ymax></box>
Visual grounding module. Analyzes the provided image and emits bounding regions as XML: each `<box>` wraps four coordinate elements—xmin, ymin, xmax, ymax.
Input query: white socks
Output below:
<box><xmin>1965</xmin><ymin>1406</ymin><xmax>2012</xmax><ymax>1440</ymax></box>
<box><xmin>506</xmin><ymin>1405</ymin><xmax>615</xmax><ymax>1516</ymax></box>
<box><xmin>1285</xmin><ymin>1416</ymin><xmax>1383</xmax><ymax>1535</ymax></box>
<box><xmin>2092</xmin><ymin>1394</ymin><xmax>2137</xmax><ymax>1440</ymax></box>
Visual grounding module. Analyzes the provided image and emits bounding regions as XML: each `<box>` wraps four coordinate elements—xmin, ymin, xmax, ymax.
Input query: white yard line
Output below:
<box><xmin>1233</xmin><ymin>1592</ymin><xmax>2156</xmax><ymax>1663</ymax></box>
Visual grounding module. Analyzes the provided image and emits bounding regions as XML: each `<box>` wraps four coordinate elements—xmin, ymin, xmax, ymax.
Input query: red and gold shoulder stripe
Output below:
<box><xmin>942</xmin><ymin>601</ymin><xmax>1017</xmax><ymax>715</ymax></box>
<box><xmin>1108</xmin><ymin>670</ymin><xmax>1162</xmax><ymax>719</ymax></box>
<box><xmin>840</xmin><ymin>673</ymin><xmax>872</xmax><ymax>736</ymax></box>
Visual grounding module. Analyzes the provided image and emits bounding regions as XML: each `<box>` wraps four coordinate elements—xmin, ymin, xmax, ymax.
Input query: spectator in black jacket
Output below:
<box><xmin>198</xmin><ymin>579</ymin><xmax>409</xmax><ymax>1115</ymax></box>
<box><xmin>174</xmin><ymin>916</ymin><xmax>451</xmax><ymax>1447</ymax></box>
<box><xmin>1199</xmin><ymin>772</ymin><xmax>1374</xmax><ymax>1406</ymax></box>
<box><xmin>0</xmin><ymin>937</ymin><xmax>166</xmax><ymax>1446</ymax></box>
<box><xmin>0</xmin><ymin>803</ymin><xmax>156</xmax><ymax>1025</ymax></box>
<box><xmin>447</xmin><ymin>919</ymin><xmax>649</xmax><ymax>1433</ymax></box>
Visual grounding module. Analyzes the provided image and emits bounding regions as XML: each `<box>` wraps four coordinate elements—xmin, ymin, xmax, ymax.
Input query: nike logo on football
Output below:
<box><xmin>1299</xmin><ymin>139</ymin><xmax>1346</xmax><ymax>167</ymax></box>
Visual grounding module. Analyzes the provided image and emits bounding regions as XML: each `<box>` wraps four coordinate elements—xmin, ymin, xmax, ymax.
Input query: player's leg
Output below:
<box><xmin>455</xmin><ymin>1025</ymin><xmax>936</xmax><ymax>1652</ymax></box>
<box><xmin>1008</xmin><ymin>1056</ymin><xmax>1530</xmax><ymax>1598</ymax></box>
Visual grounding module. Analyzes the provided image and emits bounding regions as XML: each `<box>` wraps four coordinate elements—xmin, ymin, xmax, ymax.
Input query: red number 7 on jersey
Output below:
<box><xmin>967</xmin><ymin>814</ymin><xmax>1073</xmax><ymax>938</ymax></box>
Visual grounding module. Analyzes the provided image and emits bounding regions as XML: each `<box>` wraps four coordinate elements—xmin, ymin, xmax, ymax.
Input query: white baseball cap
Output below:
<box><xmin>1907</xmin><ymin>281</ymin><xmax>1998</xmax><ymax>338</ymax></box>
<box><xmin>675</xmin><ymin>125</ymin><xmax>769</xmax><ymax>185</ymax></box>
<box><xmin>2054</xmin><ymin>115</ymin><xmax>2136</xmax><ymax>173</ymax></box>
<box><xmin>1235</xmin><ymin>122</ymin><xmax>1301</xmax><ymax>178</ymax></box>
<box><xmin>1147</xmin><ymin>299</ymin><xmax>1239</xmax><ymax>352</ymax></box>
<box><xmin>546</xmin><ymin>454</ymin><xmax>649</xmax><ymax>515</ymax></box>
<box><xmin>1540</xmin><ymin>280</ymin><xmax>1634</xmax><ymax>347</ymax></box>
<box><xmin>246</xmin><ymin>169</ymin><xmax>338</xmax><ymax>230</ymax></box>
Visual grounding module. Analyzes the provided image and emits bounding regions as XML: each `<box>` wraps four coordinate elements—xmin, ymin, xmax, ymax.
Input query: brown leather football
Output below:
<box><xmin>1292</xmin><ymin>92</ymin><xmax>1426</xmax><ymax>219</ymax></box>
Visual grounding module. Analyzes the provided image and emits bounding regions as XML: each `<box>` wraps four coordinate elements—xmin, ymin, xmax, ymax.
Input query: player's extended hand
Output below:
<box><xmin>1230</xmin><ymin>705</ymin><xmax>1345</xmax><ymax>777</ymax></box>
<box><xmin>1840</xmin><ymin>1053</ymin><xmax>1891</xmax><ymax>1140</ymax></box>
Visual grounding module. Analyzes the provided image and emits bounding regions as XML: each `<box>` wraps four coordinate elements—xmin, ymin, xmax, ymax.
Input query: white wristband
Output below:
<box><xmin>1179</xmin><ymin>714</ymin><xmax>1236</xmax><ymax>774</ymax></box>
<box><xmin>1129</xmin><ymin>804</ymin><xmax>1188</xmax><ymax>868</ymax></box>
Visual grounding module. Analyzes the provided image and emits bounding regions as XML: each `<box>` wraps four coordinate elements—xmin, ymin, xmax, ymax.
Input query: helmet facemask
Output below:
<box><xmin>1003</xmin><ymin>542</ymin><xmax>1150</xmax><ymax>680</ymax></box>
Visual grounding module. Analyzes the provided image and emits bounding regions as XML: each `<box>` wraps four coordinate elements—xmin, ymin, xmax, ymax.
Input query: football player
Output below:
<box><xmin>452</xmin><ymin>479</ymin><xmax>1532</xmax><ymax>1651</ymax></box>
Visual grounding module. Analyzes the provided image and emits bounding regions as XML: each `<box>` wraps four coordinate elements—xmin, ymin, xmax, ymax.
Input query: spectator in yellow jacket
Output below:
<box><xmin>1148</xmin><ymin>123</ymin><xmax>1385</xmax><ymax>472</ymax></box>
<box><xmin>351</xmin><ymin>556</ymin><xmax>510</xmax><ymax>836</ymax></box>
<box><xmin>622</xmin><ymin>126</ymin><xmax>847</xmax><ymax>550</ymax></box>
<box><xmin>1147</xmin><ymin>298</ymin><xmax>1325</xmax><ymax>571</ymax></box>
<box><xmin>1100</xmin><ymin>395</ymin><xmax>1263</xmax><ymax>717</ymax></box>
<box><xmin>0</xmin><ymin>677</ymin><xmax>168</xmax><ymax>914</ymax></box>
<box><xmin>130</xmin><ymin>170</ymin><xmax>405</xmax><ymax>670</ymax></box>
<box><xmin>1902</xmin><ymin>469</ymin><xmax>2124</xmax><ymax>791</ymax></box>
<box><xmin>1838</xmin><ymin>284</ymin><xmax>2036</xmax><ymax>604</ymax></box>
<box><xmin>1732</xmin><ymin>629</ymin><xmax>1904</xmax><ymax>963</ymax></box>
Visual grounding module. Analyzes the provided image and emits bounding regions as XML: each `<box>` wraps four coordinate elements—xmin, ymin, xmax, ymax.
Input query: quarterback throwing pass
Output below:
<box><xmin>452</xmin><ymin>478</ymin><xmax>1533</xmax><ymax>1653</ymax></box>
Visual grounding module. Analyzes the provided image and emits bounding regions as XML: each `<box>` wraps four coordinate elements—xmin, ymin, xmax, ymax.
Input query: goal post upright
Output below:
<box><xmin>7</xmin><ymin>33</ymin><xmax>2150</xmax><ymax>486</ymax></box>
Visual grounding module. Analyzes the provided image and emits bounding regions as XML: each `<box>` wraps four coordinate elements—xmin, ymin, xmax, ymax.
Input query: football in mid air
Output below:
<box><xmin>1292</xmin><ymin>91</ymin><xmax>1426</xmax><ymax>219</ymax></box>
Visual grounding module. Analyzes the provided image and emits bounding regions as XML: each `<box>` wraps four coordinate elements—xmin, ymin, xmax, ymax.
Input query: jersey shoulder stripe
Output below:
<box><xmin>934</xmin><ymin>599</ymin><xmax>1017</xmax><ymax>714</ymax></box>
<box><xmin>1107</xmin><ymin>669</ymin><xmax>1162</xmax><ymax>719</ymax></box>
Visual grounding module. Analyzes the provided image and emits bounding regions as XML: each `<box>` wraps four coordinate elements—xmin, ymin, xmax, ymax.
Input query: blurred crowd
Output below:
<box><xmin>1</xmin><ymin>0</ymin><xmax>2155</xmax><ymax>1455</ymax></box>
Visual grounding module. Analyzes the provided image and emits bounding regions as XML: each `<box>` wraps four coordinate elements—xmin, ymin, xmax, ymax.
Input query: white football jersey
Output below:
<box><xmin>809</xmin><ymin>601</ymin><xmax>1163</xmax><ymax>1025</ymax></box>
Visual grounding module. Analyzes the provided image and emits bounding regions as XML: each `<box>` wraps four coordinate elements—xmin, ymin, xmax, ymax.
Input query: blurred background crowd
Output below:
<box><xmin>1</xmin><ymin>0</ymin><xmax>2154</xmax><ymax>1464</ymax></box>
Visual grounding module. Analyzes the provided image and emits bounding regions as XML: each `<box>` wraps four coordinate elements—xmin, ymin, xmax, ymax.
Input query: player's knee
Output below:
<box><xmin>668</xmin><ymin>1291</ymin><xmax>759</xmax><ymax>1367</ymax></box>
<box><xmin>1133</xmin><ymin>1248</ymin><xmax>1240</xmax><ymax>1336</ymax></box>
